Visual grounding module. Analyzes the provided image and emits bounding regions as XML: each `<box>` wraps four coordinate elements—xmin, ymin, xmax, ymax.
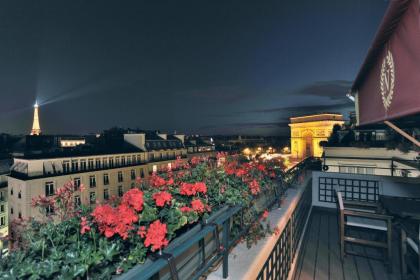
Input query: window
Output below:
<box><xmin>74</xmin><ymin>195</ymin><xmax>81</xmax><ymax>207</ymax></box>
<box><xmin>0</xmin><ymin>217</ymin><xmax>5</xmax><ymax>226</ymax></box>
<box><xmin>104</xmin><ymin>189</ymin><xmax>109</xmax><ymax>200</ymax></box>
<box><xmin>116</xmin><ymin>157</ymin><xmax>120</xmax><ymax>166</ymax></box>
<box><xmin>89</xmin><ymin>176</ymin><xmax>96</xmax><ymax>188</ymax></box>
<box><xmin>109</xmin><ymin>158</ymin><xmax>114</xmax><ymax>168</ymax></box>
<box><xmin>102</xmin><ymin>158</ymin><xmax>108</xmax><ymax>168</ymax></box>
<box><xmin>80</xmin><ymin>160</ymin><xmax>87</xmax><ymax>171</ymax></box>
<box><xmin>366</xmin><ymin>167</ymin><xmax>375</xmax><ymax>175</ymax></box>
<box><xmin>136</xmin><ymin>155</ymin><xmax>141</xmax><ymax>163</ymax></box>
<box><xmin>0</xmin><ymin>191</ymin><xmax>3</xmax><ymax>201</ymax></box>
<box><xmin>74</xmin><ymin>178</ymin><xmax>81</xmax><ymax>190</ymax></box>
<box><xmin>118</xmin><ymin>186</ymin><xmax>123</xmax><ymax>197</ymax></box>
<box><xmin>18</xmin><ymin>212</ymin><xmax>22</xmax><ymax>219</ymax></box>
<box><xmin>46</xmin><ymin>206</ymin><xmax>54</xmax><ymax>216</ymax></box>
<box><xmin>63</xmin><ymin>161</ymin><xmax>70</xmax><ymax>173</ymax></box>
<box><xmin>141</xmin><ymin>169</ymin><xmax>145</xmax><ymax>178</ymax></box>
<box><xmin>103</xmin><ymin>173</ymin><xmax>109</xmax><ymax>185</ymax></box>
<box><xmin>89</xmin><ymin>192</ymin><xmax>96</xmax><ymax>204</ymax></box>
<box><xmin>357</xmin><ymin>167</ymin><xmax>365</xmax><ymax>174</ymax></box>
<box><xmin>11</xmin><ymin>207</ymin><xmax>13</xmax><ymax>214</ymax></box>
<box><xmin>71</xmin><ymin>160</ymin><xmax>79</xmax><ymax>172</ymax></box>
<box><xmin>132</xmin><ymin>155</ymin><xmax>136</xmax><ymax>164</ymax></box>
<box><xmin>131</xmin><ymin>169</ymin><xmax>136</xmax><ymax>180</ymax></box>
<box><xmin>347</xmin><ymin>167</ymin><xmax>355</xmax><ymax>174</ymax></box>
<box><xmin>339</xmin><ymin>166</ymin><xmax>346</xmax><ymax>173</ymax></box>
<box><xmin>10</xmin><ymin>188</ymin><xmax>13</xmax><ymax>196</ymax></box>
<box><xmin>118</xmin><ymin>171</ymin><xmax>123</xmax><ymax>182</ymax></box>
<box><xmin>149</xmin><ymin>153</ymin><xmax>155</xmax><ymax>161</ymax></box>
<box><xmin>1</xmin><ymin>205</ymin><xmax>4</xmax><ymax>213</ymax></box>
<box><xmin>18</xmin><ymin>191</ymin><xmax>21</xmax><ymax>199</ymax></box>
<box><xmin>45</xmin><ymin>182</ymin><xmax>54</xmax><ymax>196</ymax></box>
<box><xmin>121</xmin><ymin>156</ymin><xmax>126</xmax><ymax>166</ymax></box>
<box><xmin>127</xmin><ymin>157</ymin><xmax>132</xmax><ymax>165</ymax></box>
<box><xmin>88</xmin><ymin>159</ymin><xmax>94</xmax><ymax>169</ymax></box>
<box><xmin>95</xmin><ymin>158</ymin><xmax>101</xmax><ymax>169</ymax></box>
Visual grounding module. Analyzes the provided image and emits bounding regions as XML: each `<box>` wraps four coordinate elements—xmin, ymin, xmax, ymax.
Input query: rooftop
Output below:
<box><xmin>290</xmin><ymin>114</ymin><xmax>344</xmax><ymax>124</ymax></box>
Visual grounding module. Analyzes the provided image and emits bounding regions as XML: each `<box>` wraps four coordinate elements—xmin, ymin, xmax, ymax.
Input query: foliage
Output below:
<box><xmin>0</xmin><ymin>154</ymin><xmax>286</xmax><ymax>279</ymax></box>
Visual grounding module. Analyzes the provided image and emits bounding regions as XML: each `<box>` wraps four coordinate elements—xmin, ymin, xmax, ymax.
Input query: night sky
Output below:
<box><xmin>0</xmin><ymin>0</ymin><xmax>388</xmax><ymax>136</ymax></box>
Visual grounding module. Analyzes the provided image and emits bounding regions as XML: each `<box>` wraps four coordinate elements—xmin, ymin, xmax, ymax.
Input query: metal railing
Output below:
<box><xmin>256</xmin><ymin>179</ymin><xmax>312</xmax><ymax>280</ymax></box>
<box><xmin>118</xmin><ymin>158</ymin><xmax>318</xmax><ymax>280</ymax></box>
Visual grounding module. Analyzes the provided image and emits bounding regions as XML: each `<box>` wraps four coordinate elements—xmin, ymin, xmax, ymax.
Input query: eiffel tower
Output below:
<box><xmin>30</xmin><ymin>101</ymin><xmax>41</xmax><ymax>135</ymax></box>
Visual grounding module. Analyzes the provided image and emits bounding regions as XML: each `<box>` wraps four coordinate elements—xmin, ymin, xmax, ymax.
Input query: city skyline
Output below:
<box><xmin>0</xmin><ymin>1</ymin><xmax>388</xmax><ymax>136</ymax></box>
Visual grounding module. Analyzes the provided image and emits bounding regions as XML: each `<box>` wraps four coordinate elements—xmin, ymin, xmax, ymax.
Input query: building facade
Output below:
<box><xmin>7</xmin><ymin>132</ymin><xmax>214</xmax><ymax>222</ymax></box>
<box><xmin>289</xmin><ymin>114</ymin><xmax>344</xmax><ymax>159</ymax></box>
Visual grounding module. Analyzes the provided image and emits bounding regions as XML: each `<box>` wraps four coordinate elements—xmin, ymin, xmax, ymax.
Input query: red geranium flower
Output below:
<box><xmin>180</xmin><ymin>206</ymin><xmax>193</xmax><ymax>213</ymax></box>
<box><xmin>191</xmin><ymin>199</ymin><xmax>205</xmax><ymax>213</ymax></box>
<box><xmin>144</xmin><ymin>220</ymin><xmax>169</xmax><ymax>251</ymax></box>
<box><xmin>153</xmin><ymin>191</ymin><xmax>172</xmax><ymax>207</ymax></box>
<box><xmin>166</xmin><ymin>178</ymin><xmax>174</xmax><ymax>185</ymax></box>
<box><xmin>194</xmin><ymin>182</ymin><xmax>207</xmax><ymax>194</ymax></box>
<box><xmin>248</xmin><ymin>179</ymin><xmax>261</xmax><ymax>195</ymax></box>
<box><xmin>149</xmin><ymin>174</ymin><xmax>167</xmax><ymax>188</ymax></box>
<box><xmin>80</xmin><ymin>216</ymin><xmax>91</xmax><ymax>234</ymax></box>
<box><xmin>191</xmin><ymin>157</ymin><xmax>201</xmax><ymax>165</ymax></box>
<box><xmin>257</xmin><ymin>164</ymin><xmax>266</xmax><ymax>172</ymax></box>
<box><xmin>235</xmin><ymin>168</ymin><xmax>247</xmax><ymax>177</ymax></box>
<box><xmin>121</xmin><ymin>189</ymin><xmax>144</xmax><ymax>212</ymax></box>
<box><xmin>137</xmin><ymin>226</ymin><xmax>147</xmax><ymax>238</ymax></box>
<box><xmin>180</xmin><ymin>182</ymin><xmax>196</xmax><ymax>196</ymax></box>
<box><xmin>262</xmin><ymin>210</ymin><xmax>269</xmax><ymax>219</ymax></box>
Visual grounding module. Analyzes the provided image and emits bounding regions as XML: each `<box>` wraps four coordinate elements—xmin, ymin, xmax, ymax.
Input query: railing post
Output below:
<box><xmin>222</xmin><ymin>218</ymin><xmax>230</xmax><ymax>278</ymax></box>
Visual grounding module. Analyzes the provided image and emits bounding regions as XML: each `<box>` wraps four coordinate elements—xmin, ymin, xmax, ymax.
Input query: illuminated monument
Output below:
<box><xmin>30</xmin><ymin>101</ymin><xmax>41</xmax><ymax>135</ymax></box>
<box><xmin>289</xmin><ymin>113</ymin><xmax>344</xmax><ymax>159</ymax></box>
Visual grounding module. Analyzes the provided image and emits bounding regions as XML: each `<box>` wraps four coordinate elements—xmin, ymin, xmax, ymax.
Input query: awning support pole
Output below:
<box><xmin>384</xmin><ymin>121</ymin><xmax>420</xmax><ymax>148</ymax></box>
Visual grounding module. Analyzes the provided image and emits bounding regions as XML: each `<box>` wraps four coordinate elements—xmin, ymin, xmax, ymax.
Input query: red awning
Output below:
<box><xmin>352</xmin><ymin>0</ymin><xmax>420</xmax><ymax>126</ymax></box>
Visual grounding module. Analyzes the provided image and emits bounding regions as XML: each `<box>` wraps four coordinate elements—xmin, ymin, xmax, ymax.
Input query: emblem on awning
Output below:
<box><xmin>380</xmin><ymin>50</ymin><xmax>395</xmax><ymax>110</ymax></box>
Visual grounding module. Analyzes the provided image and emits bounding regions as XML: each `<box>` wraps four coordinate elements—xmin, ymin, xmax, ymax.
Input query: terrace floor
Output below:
<box><xmin>293</xmin><ymin>208</ymin><xmax>402</xmax><ymax>280</ymax></box>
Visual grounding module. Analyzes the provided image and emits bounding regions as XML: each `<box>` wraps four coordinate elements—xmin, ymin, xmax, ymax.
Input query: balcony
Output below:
<box><xmin>294</xmin><ymin>208</ymin><xmax>401</xmax><ymax>280</ymax></box>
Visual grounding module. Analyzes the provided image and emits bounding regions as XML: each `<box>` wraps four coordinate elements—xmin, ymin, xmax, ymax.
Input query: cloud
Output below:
<box><xmin>246</xmin><ymin>102</ymin><xmax>353</xmax><ymax>115</ymax></box>
<box><xmin>293</xmin><ymin>80</ymin><xmax>353</xmax><ymax>100</ymax></box>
